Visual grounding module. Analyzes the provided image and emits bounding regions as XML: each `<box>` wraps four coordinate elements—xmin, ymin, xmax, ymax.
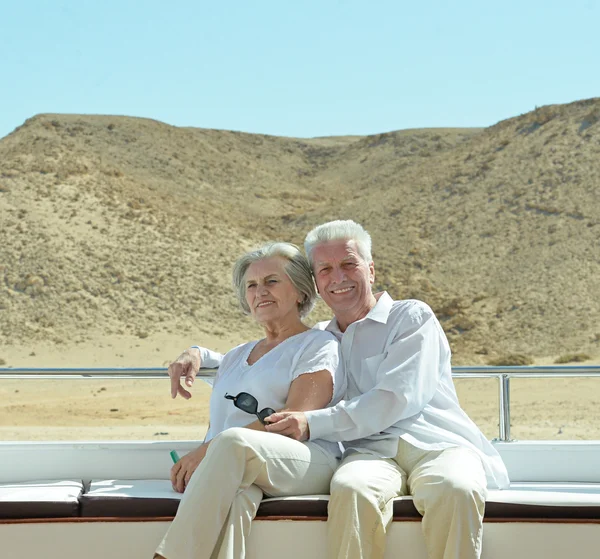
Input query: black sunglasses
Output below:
<box><xmin>224</xmin><ymin>392</ymin><xmax>276</xmax><ymax>425</ymax></box>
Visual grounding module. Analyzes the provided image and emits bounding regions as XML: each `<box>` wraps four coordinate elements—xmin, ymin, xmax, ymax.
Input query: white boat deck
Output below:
<box><xmin>1</xmin><ymin>366</ymin><xmax>599</xmax><ymax>559</ymax></box>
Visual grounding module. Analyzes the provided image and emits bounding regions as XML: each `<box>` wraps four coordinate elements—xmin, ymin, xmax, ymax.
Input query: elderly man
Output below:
<box><xmin>170</xmin><ymin>220</ymin><xmax>509</xmax><ymax>559</ymax></box>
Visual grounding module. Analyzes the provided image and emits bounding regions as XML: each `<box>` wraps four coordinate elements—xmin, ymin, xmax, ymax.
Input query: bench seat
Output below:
<box><xmin>79</xmin><ymin>480</ymin><xmax>600</xmax><ymax>521</ymax></box>
<box><xmin>0</xmin><ymin>480</ymin><xmax>83</xmax><ymax>519</ymax></box>
<box><xmin>2</xmin><ymin>480</ymin><xmax>599</xmax><ymax>559</ymax></box>
<box><xmin>80</xmin><ymin>479</ymin><xmax>182</xmax><ymax>517</ymax></box>
<box><xmin>2</xmin><ymin>479</ymin><xmax>600</xmax><ymax>522</ymax></box>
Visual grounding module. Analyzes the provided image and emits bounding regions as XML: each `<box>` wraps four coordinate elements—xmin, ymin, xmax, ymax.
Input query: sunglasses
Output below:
<box><xmin>224</xmin><ymin>392</ymin><xmax>276</xmax><ymax>425</ymax></box>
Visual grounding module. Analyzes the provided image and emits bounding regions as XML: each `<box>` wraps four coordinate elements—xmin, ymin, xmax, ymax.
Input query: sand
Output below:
<box><xmin>1</xmin><ymin>333</ymin><xmax>599</xmax><ymax>443</ymax></box>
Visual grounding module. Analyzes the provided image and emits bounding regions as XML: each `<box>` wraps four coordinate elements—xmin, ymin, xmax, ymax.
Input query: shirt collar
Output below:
<box><xmin>324</xmin><ymin>291</ymin><xmax>393</xmax><ymax>334</ymax></box>
<box><xmin>367</xmin><ymin>291</ymin><xmax>394</xmax><ymax>323</ymax></box>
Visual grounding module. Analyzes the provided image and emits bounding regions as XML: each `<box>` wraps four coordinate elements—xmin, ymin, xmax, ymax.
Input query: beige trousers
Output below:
<box><xmin>328</xmin><ymin>439</ymin><xmax>487</xmax><ymax>559</ymax></box>
<box><xmin>155</xmin><ymin>427</ymin><xmax>338</xmax><ymax>559</ymax></box>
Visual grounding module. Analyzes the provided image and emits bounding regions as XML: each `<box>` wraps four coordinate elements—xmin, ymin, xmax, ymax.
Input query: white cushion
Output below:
<box><xmin>488</xmin><ymin>482</ymin><xmax>600</xmax><ymax>507</ymax></box>
<box><xmin>86</xmin><ymin>479</ymin><xmax>181</xmax><ymax>500</ymax></box>
<box><xmin>0</xmin><ymin>480</ymin><xmax>83</xmax><ymax>503</ymax></box>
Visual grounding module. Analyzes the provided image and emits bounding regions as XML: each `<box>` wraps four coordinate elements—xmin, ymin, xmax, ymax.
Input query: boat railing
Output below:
<box><xmin>1</xmin><ymin>365</ymin><xmax>599</xmax><ymax>442</ymax></box>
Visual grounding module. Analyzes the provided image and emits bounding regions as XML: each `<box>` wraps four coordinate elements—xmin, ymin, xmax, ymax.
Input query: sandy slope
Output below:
<box><xmin>1</xmin><ymin>102</ymin><xmax>599</xmax><ymax>364</ymax></box>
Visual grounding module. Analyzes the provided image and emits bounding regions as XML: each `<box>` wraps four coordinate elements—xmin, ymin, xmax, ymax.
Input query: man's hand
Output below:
<box><xmin>171</xmin><ymin>443</ymin><xmax>208</xmax><ymax>493</ymax></box>
<box><xmin>264</xmin><ymin>411</ymin><xmax>310</xmax><ymax>441</ymax></box>
<box><xmin>168</xmin><ymin>348</ymin><xmax>201</xmax><ymax>399</ymax></box>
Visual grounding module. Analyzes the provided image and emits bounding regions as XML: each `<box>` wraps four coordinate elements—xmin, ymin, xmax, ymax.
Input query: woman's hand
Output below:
<box><xmin>168</xmin><ymin>347</ymin><xmax>202</xmax><ymax>399</ymax></box>
<box><xmin>171</xmin><ymin>442</ymin><xmax>209</xmax><ymax>493</ymax></box>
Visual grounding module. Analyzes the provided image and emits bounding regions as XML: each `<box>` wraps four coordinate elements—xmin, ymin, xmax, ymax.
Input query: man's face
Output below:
<box><xmin>311</xmin><ymin>239</ymin><xmax>375</xmax><ymax>317</ymax></box>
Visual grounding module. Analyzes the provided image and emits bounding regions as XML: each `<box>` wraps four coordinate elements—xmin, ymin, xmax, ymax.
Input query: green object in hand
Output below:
<box><xmin>170</xmin><ymin>450</ymin><xmax>180</xmax><ymax>464</ymax></box>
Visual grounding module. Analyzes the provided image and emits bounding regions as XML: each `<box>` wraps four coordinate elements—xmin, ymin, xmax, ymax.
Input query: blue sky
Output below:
<box><xmin>1</xmin><ymin>0</ymin><xmax>599</xmax><ymax>139</ymax></box>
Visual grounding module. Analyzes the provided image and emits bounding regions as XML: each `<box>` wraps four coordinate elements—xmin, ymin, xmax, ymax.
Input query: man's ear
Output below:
<box><xmin>369</xmin><ymin>262</ymin><xmax>375</xmax><ymax>285</ymax></box>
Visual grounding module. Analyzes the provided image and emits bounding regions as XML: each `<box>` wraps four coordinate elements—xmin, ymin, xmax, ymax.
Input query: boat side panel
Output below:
<box><xmin>3</xmin><ymin>441</ymin><xmax>600</xmax><ymax>483</ymax></box>
<box><xmin>2</xmin><ymin>520</ymin><xmax>600</xmax><ymax>559</ymax></box>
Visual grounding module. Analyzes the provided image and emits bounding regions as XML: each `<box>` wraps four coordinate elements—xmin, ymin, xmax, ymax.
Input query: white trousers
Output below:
<box><xmin>328</xmin><ymin>439</ymin><xmax>488</xmax><ymax>559</ymax></box>
<box><xmin>155</xmin><ymin>427</ymin><xmax>338</xmax><ymax>559</ymax></box>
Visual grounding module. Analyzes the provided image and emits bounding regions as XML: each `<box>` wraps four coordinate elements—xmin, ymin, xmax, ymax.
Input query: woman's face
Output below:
<box><xmin>244</xmin><ymin>256</ymin><xmax>302</xmax><ymax>324</ymax></box>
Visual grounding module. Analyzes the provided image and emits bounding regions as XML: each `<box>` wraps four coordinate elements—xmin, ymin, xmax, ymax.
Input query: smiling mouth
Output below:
<box><xmin>330</xmin><ymin>286</ymin><xmax>354</xmax><ymax>294</ymax></box>
<box><xmin>256</xmin><ymin>301</ymin><xmax>275</xmax><ymax>308</ymax></box>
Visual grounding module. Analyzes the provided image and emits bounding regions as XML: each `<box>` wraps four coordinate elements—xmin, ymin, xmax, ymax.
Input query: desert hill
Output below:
<box><xmin>1</xmin><ymin>100</ymin><xmax>599</xmax><ymax>365</ymax></box>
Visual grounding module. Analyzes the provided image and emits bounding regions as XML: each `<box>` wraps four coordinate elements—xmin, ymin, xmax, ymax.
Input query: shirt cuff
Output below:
<box><xmin>305</xmin><ymin>407</ymin><xmax>335</xmax><ymax>441</ymax></box>
<box><xmin>190</xmin><ymin>346</ymin><xmax>223</xmax><ymax>369</ymax></box>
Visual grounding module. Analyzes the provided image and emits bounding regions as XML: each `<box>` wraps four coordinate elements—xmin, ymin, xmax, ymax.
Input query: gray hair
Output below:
<box><xmin>304</xmin><ymin>220</ymin><xmax>373</xmax><ymax>265</ymax></box>
<box><xmin>232</xmin><ymin>242</ymin><xmax>316</xmax><ymax>318</ymax></box>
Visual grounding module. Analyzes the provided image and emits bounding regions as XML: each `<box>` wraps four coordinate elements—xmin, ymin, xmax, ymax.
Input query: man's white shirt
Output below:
<box><xmin>194</xmin><ymin>292</ymin><xmax>510</xmax><ymax>489</ymax></box>
<box><xmin>306</xmin><ymin>292</ymin><xmax>509</xmax><ymax>489</ymax></box>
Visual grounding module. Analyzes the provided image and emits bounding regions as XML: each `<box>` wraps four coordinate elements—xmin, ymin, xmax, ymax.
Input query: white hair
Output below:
<box><xmin>232</xmin><ymin>242</ymin><xmax>316</xmax><ymax>318</ymax></box>
<box><xmin>304</xmin><ymin>220</ymin><xmax>373</xmax><ymax>265</ymax></box>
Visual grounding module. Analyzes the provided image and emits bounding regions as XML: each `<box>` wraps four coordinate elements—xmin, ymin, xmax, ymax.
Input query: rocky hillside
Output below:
<box><xmin>1</xmin><ymin>99</ymin><xmax>599</xmax><ymax>363</ymax></box>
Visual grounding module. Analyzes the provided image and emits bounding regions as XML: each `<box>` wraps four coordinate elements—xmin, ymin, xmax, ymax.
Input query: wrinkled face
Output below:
<box><xmin>244</xmin><ymin>256</ymin><xmax>302</xmax><ymax>323</ymax></box>
<box><xmin>311</xmin><ymin>239</ymin><xmax>375</xmax><ymax>316</ymax></box>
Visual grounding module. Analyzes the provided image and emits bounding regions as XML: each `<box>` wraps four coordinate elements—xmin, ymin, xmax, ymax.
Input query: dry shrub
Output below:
<box><xmin>487</xmin><ymin>354</ymin><xmax>534</xmax><ymax>366</ymax></box>
<box><xmin>448</xmin><ymin>315</ymin><xmax>477</xmax><ymax>333</ymax></box>
<box><xmin>554</xmin><ymin>353</ymin><xmax>591</xmax><ymax>364</ymax></box>
<box><xmin>436</xmin><ymin>297</ymin><xmax>469</xmax><ymax>319</ymax></box>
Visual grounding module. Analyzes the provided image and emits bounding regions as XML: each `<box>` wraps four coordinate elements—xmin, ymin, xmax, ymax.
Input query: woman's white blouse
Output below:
<box><xmin>204</xmin><ymin>329</ymin><xmax>345</xmax><ymax>458</ymax></box>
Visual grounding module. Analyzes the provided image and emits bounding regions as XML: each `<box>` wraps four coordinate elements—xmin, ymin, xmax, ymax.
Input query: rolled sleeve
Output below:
<box><xmin>305</xmin><ymin>407</ymin><xmax>335</xmax><ymax>441</ymax></box>
<box><xmin>191</xmin><ymin>346</ymin><xmax>224</xmax><ymax>369</ymax></box>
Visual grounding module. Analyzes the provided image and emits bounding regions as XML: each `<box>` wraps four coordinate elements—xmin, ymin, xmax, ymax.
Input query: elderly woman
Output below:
<box><xmin>155</xmin><ymin>242</ymin><xmax>345</xmax><ymax>559</ymax></box>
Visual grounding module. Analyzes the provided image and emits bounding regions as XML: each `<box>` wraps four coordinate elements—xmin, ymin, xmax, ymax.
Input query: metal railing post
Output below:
<box><xmin>496</xmin><ymin>374</ymin><xmax>512</xmax><ymax>442</ymax></box>
<box><xmin>498</xmin><ymin>375</ymin><xmax>506</xmax><ymax>441</ymax></box>
<box><xmin>502</xmin><ymin>374</ymin><xmax>511</xmax><ymax>442</ymax></box>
